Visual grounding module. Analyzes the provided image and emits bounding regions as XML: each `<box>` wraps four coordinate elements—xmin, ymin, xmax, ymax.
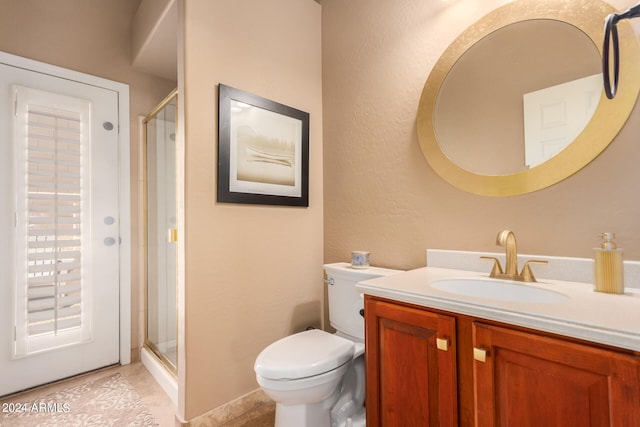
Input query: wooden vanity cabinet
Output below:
<box><xmin>473</xmin><ymin>322</ymin><xmax>640</xmax><ymax>427</ymax></box>
<box><xmin>364</xmin><ymin>297</ymin><xmax>458</xmax><ymax>426</ymax></box>
<box><xmin>364</xmin><ymin>296</ymin><xmax>640</xmax><ymax>427</ymax></box>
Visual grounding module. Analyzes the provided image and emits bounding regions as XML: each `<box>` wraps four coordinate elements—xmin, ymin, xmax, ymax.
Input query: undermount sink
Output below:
<box><xmin>431</xmin><ymin>277</ymin><xmax>568</xmax><ymax>303</ymax></box>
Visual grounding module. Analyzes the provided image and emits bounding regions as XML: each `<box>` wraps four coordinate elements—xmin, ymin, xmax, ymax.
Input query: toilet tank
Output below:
<box><xmin>323</xmin><ymin>263</ymin><xmax>401</xmax><ymax>341</ymax></box>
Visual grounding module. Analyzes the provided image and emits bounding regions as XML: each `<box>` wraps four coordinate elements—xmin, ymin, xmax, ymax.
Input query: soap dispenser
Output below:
<box><xmin>594</xmin><ymin>232</ymin><xmax>624</xmax><ymax>294</ymax></box>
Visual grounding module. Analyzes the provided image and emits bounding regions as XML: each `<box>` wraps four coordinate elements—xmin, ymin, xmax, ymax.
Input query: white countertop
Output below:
<box><xmin>357</xmin><ymin>267</ymin><xmax>640</xmax><ymax>352</ymax></box>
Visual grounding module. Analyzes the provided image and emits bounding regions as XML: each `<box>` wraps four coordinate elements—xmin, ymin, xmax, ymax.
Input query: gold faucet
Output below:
<box><xmin>481</xmin><ymin>230</ymin><xmax>548</xmax><ymax>282</ymax></box>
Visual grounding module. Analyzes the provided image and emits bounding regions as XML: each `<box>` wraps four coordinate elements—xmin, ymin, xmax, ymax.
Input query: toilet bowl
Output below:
<box><xmin>254</xmin><ymin>263</ymin><xmax>401</xmax><ymax>427</ymax></box>
<box><xmin>255</xmin><ymin>329</ymin><xmax>359</xmax><ymax>427</ymax></box>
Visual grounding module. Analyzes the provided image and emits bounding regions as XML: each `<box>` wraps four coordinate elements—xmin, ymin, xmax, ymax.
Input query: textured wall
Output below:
<box><xmin>322</xmin><ymin>0</ymin><xmax>640</xmax><ymax>271</ymax></box>
<box><xmin>181</xmin><ymin>0</ymin><xmax>323</xmax><ymax>420</ymax></box>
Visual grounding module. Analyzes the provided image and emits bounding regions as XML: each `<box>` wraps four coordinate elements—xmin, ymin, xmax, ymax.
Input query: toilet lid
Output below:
<box><xmin>254</xmin><ymin>329</ymin><xmax>355</xmax><ymax>380</ymax></box>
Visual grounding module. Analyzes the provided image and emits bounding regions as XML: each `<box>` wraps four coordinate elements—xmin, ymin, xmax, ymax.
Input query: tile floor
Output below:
<box><xmin>1</xmin><ymin>362</ymin><xmax>276</xmax><ymax>427</ymax></box>
<box><xmin>1</xmin><ymin>362</ymin><xmax>176</xmax><ymax>426</ymax></box>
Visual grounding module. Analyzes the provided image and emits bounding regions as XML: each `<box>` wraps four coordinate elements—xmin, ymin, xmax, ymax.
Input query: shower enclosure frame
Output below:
<box><xmin>143</xmin><ymin>89</ymin><xmax>179</xmax><ymax>376</ymax></box>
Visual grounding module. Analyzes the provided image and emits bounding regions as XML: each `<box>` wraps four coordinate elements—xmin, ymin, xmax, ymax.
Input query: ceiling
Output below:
<box><xmin>131</xmin><ymin>0</ymin><xmax>177</xmax><ymax>82</ymax></box>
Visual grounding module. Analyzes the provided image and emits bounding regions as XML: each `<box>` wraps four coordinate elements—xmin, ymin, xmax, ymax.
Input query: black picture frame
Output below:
<box><xmin>217</xmin><ymin>84</ymin><xmax>310</xmax><ymax>207</ymax></box>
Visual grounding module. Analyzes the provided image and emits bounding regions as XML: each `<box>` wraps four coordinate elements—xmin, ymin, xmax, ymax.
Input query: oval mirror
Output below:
<box><xmin>417</xmin><ymin>0</ymin><xmax>640</xmax><ymax>197</ymax></box>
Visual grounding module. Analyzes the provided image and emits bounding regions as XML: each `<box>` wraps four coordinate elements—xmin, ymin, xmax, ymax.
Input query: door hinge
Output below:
<box><xmin>14</xmin><ymin>326</ymin><xmax>17</xmax><ymax>341</ymax></box>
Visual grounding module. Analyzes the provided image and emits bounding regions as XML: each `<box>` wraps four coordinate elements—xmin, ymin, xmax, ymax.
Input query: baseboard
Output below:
<box><xmin>130</xmin><ymin>347</ymin><xmax>140</xmax><ymax>363</ymax></box>
<box><xmin>186</xmin><ymin>388</ymin><xmax>275</xmax><ymax>426</ymax></box>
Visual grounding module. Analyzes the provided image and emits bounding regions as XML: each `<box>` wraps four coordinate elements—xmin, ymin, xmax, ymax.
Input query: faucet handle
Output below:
<box><xmin>480</xmin><ymin>256</ymin><xmax>504</xmax><ymax>278</ymax></box>
<box><xmin>520</xmin><ymin>260</ymin><xmax>548</xmax><ymax>282</ymax></box>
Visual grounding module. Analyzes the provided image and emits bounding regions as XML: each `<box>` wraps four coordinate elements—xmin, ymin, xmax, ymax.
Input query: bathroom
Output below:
<box><xmin>1</xmin><ymin>0</ymin><xmax>640</xmax><ymax>424</ymax></box>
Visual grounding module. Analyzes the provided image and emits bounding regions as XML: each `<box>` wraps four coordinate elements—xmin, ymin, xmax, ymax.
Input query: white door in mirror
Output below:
<box><xmin>523</xmin><ymin>74</ymin><xmax>601</xmax><ymax>168</ymax></box>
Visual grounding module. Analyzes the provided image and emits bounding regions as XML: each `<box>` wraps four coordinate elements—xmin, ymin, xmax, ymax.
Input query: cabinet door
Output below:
<box><xmin>365</xmin><ymin>297</ymin><xmax>457</xmax><ymax>426</ymax></box>
<box><xmin>473</xmin><ymin>322</ymin><xmax>640</xmax><ymax>427</ymax></box>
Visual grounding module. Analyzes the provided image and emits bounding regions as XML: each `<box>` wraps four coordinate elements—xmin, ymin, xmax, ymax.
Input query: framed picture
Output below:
<box><xmin>217</xmin><ymin>84</ymin><xmax>310</xmax><ymax>207</ymax></box>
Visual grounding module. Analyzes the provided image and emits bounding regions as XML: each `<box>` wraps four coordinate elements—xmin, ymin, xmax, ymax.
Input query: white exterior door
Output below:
<box><xmin>0</xmin><ymin>58</ymin><xmax>126</xmax><ymax>396</ymax></box>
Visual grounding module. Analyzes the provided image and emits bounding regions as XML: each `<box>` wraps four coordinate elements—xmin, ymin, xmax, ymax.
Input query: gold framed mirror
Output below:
<box><xmin>417</xmin><ymin>0</ymin><xmax>640</xmax><ymax>197</ymax></box>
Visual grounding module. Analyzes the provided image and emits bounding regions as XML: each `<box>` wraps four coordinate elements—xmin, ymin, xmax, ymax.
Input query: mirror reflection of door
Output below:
<box><xmin>523</xmin><ymin>74</ymin><xmax>601</xmax><ymax>168</ymax></box>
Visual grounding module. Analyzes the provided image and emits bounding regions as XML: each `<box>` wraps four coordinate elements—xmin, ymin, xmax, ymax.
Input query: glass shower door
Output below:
<box><xmin>144</xmin><ymin>90</ymin><xmax>177</xmax><ymax>373</ymax></box>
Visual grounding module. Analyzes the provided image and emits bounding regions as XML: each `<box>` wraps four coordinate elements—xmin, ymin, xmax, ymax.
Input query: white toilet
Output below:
<box><xmin>254</xmin><ymin>262</ymin><xmax>400</xmax><ymax>427</ymax></box>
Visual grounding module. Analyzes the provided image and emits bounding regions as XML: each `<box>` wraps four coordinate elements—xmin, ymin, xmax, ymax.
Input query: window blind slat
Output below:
<box><xmin>28</xmin><ymin>193</ymin><xmax>80</xmax><ymax>201</ymax></box>
<box><xmin>28</xmin><ymin>251</ymin><xmax>81</xmax><ymax>261</ymax></box>
<box><xmin>27</xmin><ymin>261</ymin><xmax>81</xmax><ymax>274</ymax></box>
<box><xmin>28</xmin><ymin>169</ymin><xmax>79</xmax><ymax>179</ymax></box>
<box><xmin>27</xmin><ymin>217</ymin><xmax>80</xmax><ymax>225</ymax></box>
<box><xmin>27</xmin><ymin>295</ymin><xmax>81</xmax><ymax>312</ymax></box>
<box><xmin>27</xmin><ymin>239</ymin><xmax>81</xmax><ymax>249</ymax></box>
<box><xmin>27</xmin><ymin>271</ymin><xmax>81</xmax><ymax>285</ymax></box>
<box><xmin>28</xmin><ymin>306</ymin><xmax>81</xmax><ymax>324</ymax></box>
<box><xmin>28</xmin><ymin>229</ymin><xmax>81</xmax><ymax>237</ymax></box>
<box><xmin>26</xmin><ymin>283</ymin><xmax>81</xmax><ymax>297</ymax></box>
<box><xmin>28</xmin><ymin>317</ymin><xmax>81</xmax><ymax>336</ymax></box>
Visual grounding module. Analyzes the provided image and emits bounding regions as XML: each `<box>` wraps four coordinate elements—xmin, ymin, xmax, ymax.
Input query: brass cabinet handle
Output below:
<box><xmin>436</xmin><ymin>338</ymin><xmax>449</xmax><ymax>351</ymax></box>
<box><xmin>474</xmin><ymin>347</ymin><xmax>487</xmax><ymax>362</ymax></box>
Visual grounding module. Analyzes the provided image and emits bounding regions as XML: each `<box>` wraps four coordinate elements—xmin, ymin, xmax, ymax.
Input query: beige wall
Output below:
<box><xmin>322</xmin><ymin>0</ymin><xmax>640</xmax><ymax>271</ymax></box>
<box><xmin>181</xmin><ymin>0</ymin><xmax>323</xmax><ymax>420</ymax></box>
<box><xmin>0</xmin><ymin>0</ymin><xmax>177</xmax><ymax>353</ymax></box>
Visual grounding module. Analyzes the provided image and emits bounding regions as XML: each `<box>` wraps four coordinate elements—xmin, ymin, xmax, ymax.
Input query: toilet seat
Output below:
<box><xmin>256</xmin><ymin>361</ymin><xmax>350</xmax><ymax>395</ymax></box>
<box><xmin>254</xmin><ymin>329</ymin><xmax>355</xmax><ymax>380</ymax></box>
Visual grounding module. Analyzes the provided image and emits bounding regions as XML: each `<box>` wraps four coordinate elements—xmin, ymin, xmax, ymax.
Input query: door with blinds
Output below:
<box><xmin>0</xmin><ymin>62</ymin><xmax>121</xmax><ymax>396</ymax></box>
